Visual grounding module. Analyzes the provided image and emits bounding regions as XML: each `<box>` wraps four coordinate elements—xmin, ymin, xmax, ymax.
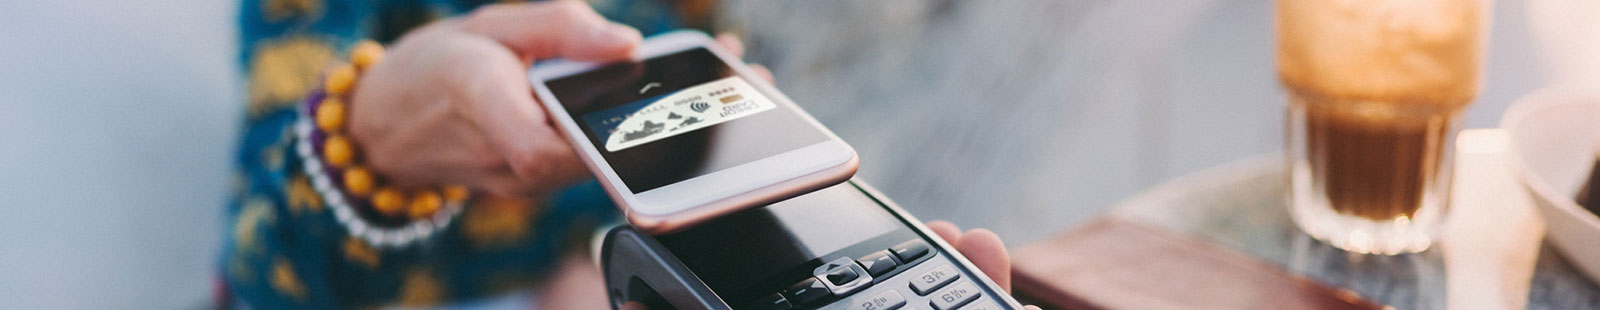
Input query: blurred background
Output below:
<box><xmin>0</xmin><ymin>0</ymin><xmax>1560</xmax><ymax>308</ymax></box>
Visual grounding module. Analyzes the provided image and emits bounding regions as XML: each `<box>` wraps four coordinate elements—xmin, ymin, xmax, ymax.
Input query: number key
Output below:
<box><xmin>848</xmin><ymin>290</ymin><xmax>907</xmax><ymax>310</ymax></box>
<box><xmin>928</xmin><ymin>281</ymin><xmax>980</xmax><ymax>310</ymax></box>
<box><xmin>909</xmin><ymin>265</ymin><xmax>960</xmax><ymax>295</ymax></box>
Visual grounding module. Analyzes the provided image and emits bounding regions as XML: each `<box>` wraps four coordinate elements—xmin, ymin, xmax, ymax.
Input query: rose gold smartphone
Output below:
<box><xmin>529</xmin><ymin>30</ymin><xmax>858</xmax><ymax>234</ymax></box>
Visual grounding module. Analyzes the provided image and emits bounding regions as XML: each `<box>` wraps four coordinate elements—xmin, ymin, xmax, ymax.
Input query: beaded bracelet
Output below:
<box><xmin>294</xmin><ymin>40</ymin><xmax>470</xmax><ymax>248</ymax></box>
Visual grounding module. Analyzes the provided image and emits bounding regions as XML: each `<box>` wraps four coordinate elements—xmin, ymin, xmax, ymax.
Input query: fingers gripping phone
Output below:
<box><xmin>529</xmin><ymin>31</ymin><xmax>859</xmax><ymax>234</ymax></box>
<box><xmin>602</xmin><ymin>180</ymin><xmax>1028</xmax><ymax>310</ymax></box>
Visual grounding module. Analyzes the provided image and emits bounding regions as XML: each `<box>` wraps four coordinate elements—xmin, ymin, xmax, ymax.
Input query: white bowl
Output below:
<box><xmin>1503</xmin><ymin>86</ymin><xmax>1600</xmax><ymax>280</ymax></box>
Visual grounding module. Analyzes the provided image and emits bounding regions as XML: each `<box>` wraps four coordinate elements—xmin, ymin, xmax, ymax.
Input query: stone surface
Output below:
<box><xmin>1108</xmin><ymin>155</ymin><xmax>1600</xmax><ymax>309</ymax></box>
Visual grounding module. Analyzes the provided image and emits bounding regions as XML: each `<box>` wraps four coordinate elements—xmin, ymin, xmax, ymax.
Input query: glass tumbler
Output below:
<box><xmin>1278</xmin><ymin>0</ymin><xmax>1488</xmax><ymax>255</ymax></box>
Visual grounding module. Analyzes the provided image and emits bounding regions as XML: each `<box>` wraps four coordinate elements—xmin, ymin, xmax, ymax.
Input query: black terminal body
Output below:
<box><xmin>599</xmin><ymin>180</ymin><xmax>1026</xmax><ymax>310</ymax></box>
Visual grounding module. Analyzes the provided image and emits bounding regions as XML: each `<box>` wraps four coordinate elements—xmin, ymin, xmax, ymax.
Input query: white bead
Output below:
<box><xmin>311</xmin><ymin>174</ymin><xmax>333</xmax><ymax>193</ymax></box>
<box><xmin>401</xmin><ymin>228</ymin><xmax>419</xmax><ymax>243</ymax></box>
<box><xmin>348</xmin><ymin>218</ymin><xmax>368</xmax><ymax>237</ymax></box>
<box><xmin>379</xmin><ymin>231</ymin><xmax>401</xmax><ymax>247</ymax></box>
<box><xmin>326</xmin><ymin>192</ymin><xmax>347</xmax><ymax>209</ymax></box>
<box><xmin>334</xmin><ymin>205</ymin><xmax>355</xmax><ymax>225</ymax></box>
<box><xmin>411</xmin><ymin>223</ymin><xmax>432</xmax><ymax>240</ymax></box>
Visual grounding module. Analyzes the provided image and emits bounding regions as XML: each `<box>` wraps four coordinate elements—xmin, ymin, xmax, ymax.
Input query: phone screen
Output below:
<box><xmin>545</xmin><ymin>48</ymin><xmax>830</xmax><ymax>193</ymax></box>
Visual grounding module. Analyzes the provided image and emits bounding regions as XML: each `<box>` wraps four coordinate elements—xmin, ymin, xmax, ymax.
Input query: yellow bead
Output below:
<box><xmin>371</xmin><ymin>188</ymin><xmax>407</xmax><ymax>217</ymax></box>
<box><xmin>343</xmin><ymin>167</ymin><xmax>374</xmax><ymax>197</ymax></box>
<box><xmin>350</xmin><ymin>41</ymin><xmax>384</xmax><ymax>71</ymax></box>
<box><xmin>323</xmin><ymin>135</ymin><xmax>355</xmax><ymax>167</ymax></box>
<box><xmin>315</xmin><ymin>98</ymin><xmax>345</xmax><ymax>132</ymax></box>
<box><xmin>442</xmin><ymin>185</ymin><xmax>470</xmax><ymax>203</ymax></box>
<box><xmin>325</xmin><ymin>65</ymin><xmax>356</xmax><ymax>96</ymax></box>
<box><xmin>409</xmin><ymin>190</ymin><xmax>442</xmax><ymax>220</ymax></box>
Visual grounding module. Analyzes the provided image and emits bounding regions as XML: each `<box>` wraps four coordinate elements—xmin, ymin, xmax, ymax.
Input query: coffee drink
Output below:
<box><xmin>1279</xmin><ymin>0</ymin><xmax>1486</xmax><ymax>254</ymax></box>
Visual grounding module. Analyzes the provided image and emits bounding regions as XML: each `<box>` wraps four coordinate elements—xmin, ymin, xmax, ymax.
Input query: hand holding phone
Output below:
<box><xmin>529</xmin><ymin>31</ymin><xmax>859</xmax><ymax>233</ymax></box>
<box><xmin>341</xmin><ymin>3</ymin><xmax>643</xmax><ymax>197</ymax></box>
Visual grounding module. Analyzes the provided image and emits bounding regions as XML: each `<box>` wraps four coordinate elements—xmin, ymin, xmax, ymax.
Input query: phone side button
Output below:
<box><xmin>928</xmin><ymin>281</ymin><xmax>980</xmax><ymax>310</ymax></box>
<box><xmin>750</xmin><ymin>293</ymin><xmax>794</xmax><ymax>310</ymax></box>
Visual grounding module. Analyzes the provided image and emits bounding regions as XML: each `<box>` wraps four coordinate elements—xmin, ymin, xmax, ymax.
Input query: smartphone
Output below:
<box><xmin>529</xmin><ymin>31</ymin><xmax>859</xmax><ymax>233</ymax></box>
<box><xmin>602</xmin><ymin>180</ymin><xmax>1028</xmax><ymax>310</ymax></box>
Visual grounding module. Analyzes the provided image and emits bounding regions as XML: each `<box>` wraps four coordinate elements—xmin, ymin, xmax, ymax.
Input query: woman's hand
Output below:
<box><xmin>348</xmin><ymin>1</ymin><xmax>640</xmax><ymax>196</ymax></box>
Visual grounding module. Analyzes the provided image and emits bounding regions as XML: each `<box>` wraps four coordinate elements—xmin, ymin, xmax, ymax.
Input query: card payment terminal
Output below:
<box><xmin>599</xmin><ymin>180</ymin><xmax>1026</xmax><ymax>310</ymax></box>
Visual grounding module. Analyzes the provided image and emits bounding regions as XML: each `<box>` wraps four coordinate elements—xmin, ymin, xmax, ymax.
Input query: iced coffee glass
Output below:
<box><xmin>1279</xmin><ymin>0</ymin><xmax>1486</xmax><ymax>254</ymax></box>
